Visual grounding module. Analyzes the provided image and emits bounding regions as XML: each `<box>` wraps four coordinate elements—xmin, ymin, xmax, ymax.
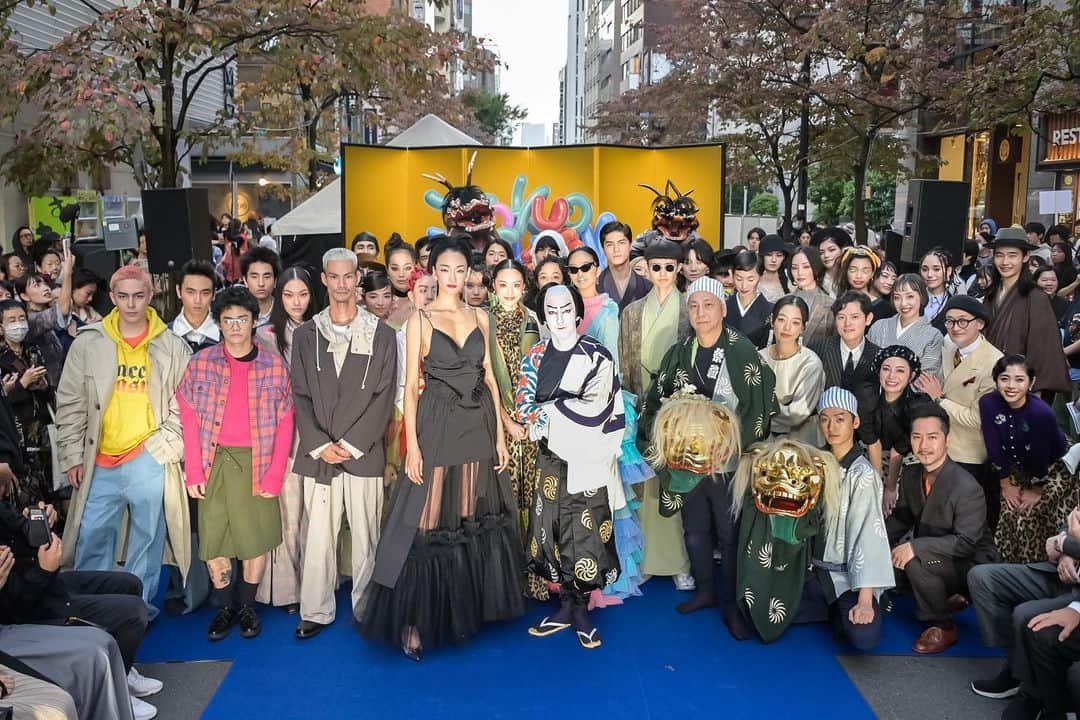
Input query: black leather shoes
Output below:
<box><xmin>295</xmin><ymin>619</ymin><xmax>328</xmax><ymax>640</ymax></box>
<box><xmin>207</xmin><ymin>606</ymin><xmax>237</xmax><ymax>641</ymax></box>
<box><xmin>238</xmin><ymin>605</ymin><xmax>261</xmax><ymax>639</ymax></box>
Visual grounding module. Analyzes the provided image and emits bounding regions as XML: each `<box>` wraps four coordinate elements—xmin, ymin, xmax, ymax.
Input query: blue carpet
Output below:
<box><xmin>138</xmin><ymin>581</ymin><xmax>999</xmax><ymax>719</ymax></box>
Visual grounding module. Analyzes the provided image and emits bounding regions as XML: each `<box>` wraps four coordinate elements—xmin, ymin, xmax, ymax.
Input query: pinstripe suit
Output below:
<box><xmin>810</xmin><ymin>336</ymin><xmax>881</xmax><ymax>448</ymax></box>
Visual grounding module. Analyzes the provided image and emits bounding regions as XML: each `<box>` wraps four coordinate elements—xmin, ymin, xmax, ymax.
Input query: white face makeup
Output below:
<box><xmin>543</xmin><ymin>285</ymin><xmax>579</xmax><ymax>350</ymax></box>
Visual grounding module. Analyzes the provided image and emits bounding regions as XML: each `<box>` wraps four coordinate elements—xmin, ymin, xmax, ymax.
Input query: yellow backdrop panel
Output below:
<box><xmin>341</xmin><ymin>144</ymin><xmax>724</xmax><ymax>249</ymax></box>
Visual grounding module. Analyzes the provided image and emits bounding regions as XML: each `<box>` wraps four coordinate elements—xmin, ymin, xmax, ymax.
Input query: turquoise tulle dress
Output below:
<box><xmin>581</xmin><ymin>294</ymin><xmax>646</xmax><ymax>605</ymax></box>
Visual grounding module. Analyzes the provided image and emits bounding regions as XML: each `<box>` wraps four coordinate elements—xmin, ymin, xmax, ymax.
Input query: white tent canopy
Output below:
<box><xmin>384</xmin><ymin>113</ymin><xmax>480</xmax><ymax>148</ymax></box>
<box><xmin>273</xmin><ymin>115</ymin><xmax>479</xmax><ymax>237</ymax></box>
<box><xmin>270</xmin><ymin>178</ymin><xmax>341</xmax><ymax>236</ymax></box>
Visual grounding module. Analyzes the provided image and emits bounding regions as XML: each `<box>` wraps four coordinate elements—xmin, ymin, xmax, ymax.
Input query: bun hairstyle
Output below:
<box><xmin>426</xmin><ymin>234</ymin><xmax>474</xmax><ymax>271</ymax></box>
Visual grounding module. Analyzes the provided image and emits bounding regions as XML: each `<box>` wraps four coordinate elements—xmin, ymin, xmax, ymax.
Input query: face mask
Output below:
<box><xmin>4</xmin><ymin>323</ymin><xmax>28</xmax><ymax>343</ymax></box>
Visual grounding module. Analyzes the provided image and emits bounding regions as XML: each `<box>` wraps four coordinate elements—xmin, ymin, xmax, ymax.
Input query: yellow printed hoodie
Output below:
<box><xmin>98</xmin><ymin>308</ymin><xmax>167</xmax><ymax>458</ymax></box>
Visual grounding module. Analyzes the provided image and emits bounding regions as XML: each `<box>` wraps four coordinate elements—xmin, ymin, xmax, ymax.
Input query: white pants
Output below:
<box><xmin>299</xmin><ymin>474</ymin><xmax>382</xmax><ymax>624</ymax></box>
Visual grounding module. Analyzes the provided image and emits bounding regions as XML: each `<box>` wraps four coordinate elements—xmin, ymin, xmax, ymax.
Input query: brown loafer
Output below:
<box><xmin>913</xmin><ymin>625</ymin><xmax>958</xmax><ymax>654</ymax></box>
<box><xmin>946</xmin><ymin>594</ymin><xmax>970</xmax><ymax>613</ymax></box>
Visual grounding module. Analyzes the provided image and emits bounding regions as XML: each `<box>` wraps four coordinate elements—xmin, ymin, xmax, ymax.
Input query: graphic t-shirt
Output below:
<box><xmin>97</xmin><ymin>310</ymin><xmax>162</xmax><ymax>465</ymax></box>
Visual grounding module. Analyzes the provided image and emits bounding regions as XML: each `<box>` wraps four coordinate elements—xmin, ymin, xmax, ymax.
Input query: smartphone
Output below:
<box><xmin>25</xmin><ymin>507</ymin><xmax>50</xmax><ymax>547</ymax></box>
<box><xmin>62</xmin><ymin>236</ymin><xmax>70</xmax><ymax>254</ymax></box>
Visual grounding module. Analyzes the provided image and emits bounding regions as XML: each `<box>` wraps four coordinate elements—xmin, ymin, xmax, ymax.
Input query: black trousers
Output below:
<box><xmin>799</xmin><ymin>575</ymin><xmax>884</xmax><ymax>651</ymax></box>
<box><xmin>682</xmin><ymin>474</ymin><xmax>737</xmax><ymax>601</ymax></box>
<box><xmin>43</xmin><ymin>571</ymin><xmax>148</xmax><ymax>672</ymax></box>
<box><xmin>894</xmin><ymin>556</ymin><xmax>972</xmax><ymax>623</ymax></box>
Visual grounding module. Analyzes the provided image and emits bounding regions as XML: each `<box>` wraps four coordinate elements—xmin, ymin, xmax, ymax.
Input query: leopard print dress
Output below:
<box><xmin>493</xmin><ymin>304</ymin><xmax>547</xmax><ymax>601</ymax></box>
<box><xmin>996</xmin><ymin>460</ymin><xmax>1080</xmax><ymax>564</ymax></box>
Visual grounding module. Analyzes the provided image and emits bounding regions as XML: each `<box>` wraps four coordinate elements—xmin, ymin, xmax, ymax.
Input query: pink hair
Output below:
<box><xmin>109</xmin><ymin>265</ymin><xmax>153</xmax><ymax>292</ymax></box>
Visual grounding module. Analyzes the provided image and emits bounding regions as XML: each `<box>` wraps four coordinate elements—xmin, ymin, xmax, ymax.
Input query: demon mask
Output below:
<box><xmin>640</xmin><ymin>180</ymin><xmax>700</xmax><ymax>242</ymax></box>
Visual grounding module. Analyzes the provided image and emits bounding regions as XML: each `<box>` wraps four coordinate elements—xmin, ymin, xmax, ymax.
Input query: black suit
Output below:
<box><xmin>810</xmin><ymin>336</ymin><xmax>881</xmax><ymax>448</ymax></box>
<box><xmin>725</xmin><ymin>294</ymin><xmax>773</xmax><ymax>350</ymax></box>
<box><xmin>887</xmin><ymin>459</ymin><xmax>996</xmax><ymax>622</ymax></box>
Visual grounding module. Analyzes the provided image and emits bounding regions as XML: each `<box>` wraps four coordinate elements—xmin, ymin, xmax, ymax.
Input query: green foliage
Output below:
<box><xmin>460</xmin><ymin>90</ymin><xmax>527</xmax><ymax>145</ymax></box>
<box><xmin>809</xmin><ymin>170</ymin><xmax>895</xmax><ymax>227</ymax></box>
<box><xmin>748</xmin><ymin>192</ymin><xmax>779</xmax><ymax>217</ymax></box>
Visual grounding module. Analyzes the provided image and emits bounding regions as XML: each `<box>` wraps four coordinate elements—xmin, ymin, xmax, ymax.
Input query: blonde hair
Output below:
<box><xmin>730</xmin><ymin>438</ymin><xmax>842</xmax><ymax>527</ymax></box>
<box><xmin>645</xmin><ymin>392</ymin><xmax>741</xmax><ymax>476</ymax></box>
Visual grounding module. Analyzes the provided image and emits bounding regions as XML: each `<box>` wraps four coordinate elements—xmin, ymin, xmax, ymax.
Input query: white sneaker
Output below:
<box><xmin>127</xmin><ymin>667</ymin><xmax>163</xmax><ymax>698</ymax></box>
<box><xmin>131</xmin><ymin>696</ymin><xmax>158</xmax><ymax>720</ymax></box>
<box><xmin>673</xmin><ymin>573</ymin><xmax>696</xmax><ymax>591</ymax></box>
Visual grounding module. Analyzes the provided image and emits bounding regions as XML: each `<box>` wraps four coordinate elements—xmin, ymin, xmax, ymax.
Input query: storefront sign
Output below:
<box><xmin>1041</xmin><ymin>111</ymin><xmax>1080</xmax><ymax>166</ymax></box>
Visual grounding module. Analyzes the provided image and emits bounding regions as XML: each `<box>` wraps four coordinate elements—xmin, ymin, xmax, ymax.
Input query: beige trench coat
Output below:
<box><xmin>55</xmin><ymin>322</ymin><xmax>193</xmax><ymax>581</ymax></box>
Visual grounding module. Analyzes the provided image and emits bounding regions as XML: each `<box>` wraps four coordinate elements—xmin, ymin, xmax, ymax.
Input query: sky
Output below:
<box><xmin>471</xmin><ymin>0</ymin><xmax>567</xmax><ymax>140</ymax></box>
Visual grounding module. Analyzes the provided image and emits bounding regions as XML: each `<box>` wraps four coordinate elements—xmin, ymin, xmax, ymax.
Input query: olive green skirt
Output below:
<box><xmin>198</xmin><ymin>446</ymin><xmax>282</xmax><ymax>561</ymax></box>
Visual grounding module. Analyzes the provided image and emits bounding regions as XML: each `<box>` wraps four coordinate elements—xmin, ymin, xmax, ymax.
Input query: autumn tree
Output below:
<box><xmin>950</xmin><ymin>1</ymin><xmax>1080</xmax><ymax>130</ymax></box>
<box><xmin>1</xmin><ymin>0</ymin><xmax>350</xmax><ymax>192</ymax></box>
<box><xmin>232</xmin><ymin>3</ymin><xmax>492</xmax><ymax>193</ymax></box>
<box><xmin>593</xmin><ymin>0</ymin><xmax>970</xmax><ymax>243</ymax></box>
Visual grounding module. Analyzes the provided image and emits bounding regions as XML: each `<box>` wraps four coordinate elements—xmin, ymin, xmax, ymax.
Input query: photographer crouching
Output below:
<box><xmin>0</xmin><ymin>404</ymin><xmax>163</xmax><ymax>720</ymax></box>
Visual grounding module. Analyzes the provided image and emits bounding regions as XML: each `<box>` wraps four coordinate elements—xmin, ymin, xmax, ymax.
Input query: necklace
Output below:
<box><xmin>771</xmin><ymin>345</ymin><xmax>799</xmax><ymax>361</ymax></box>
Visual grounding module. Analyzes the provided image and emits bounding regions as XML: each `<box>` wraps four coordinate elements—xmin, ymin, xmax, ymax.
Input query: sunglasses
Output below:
<box><xmin>650</xmin><ymin>263</ymin><xmax>676</xmax><ymax>273</ymax></box>
<box><xmin>567</xmin><ymin>261</ymin><xmax>596</xmax><ymax>275</ymax></box>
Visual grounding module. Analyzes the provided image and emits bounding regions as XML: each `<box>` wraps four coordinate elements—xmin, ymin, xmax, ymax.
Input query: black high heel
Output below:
<box><xmin>401</xmin><ymin>627</ymin><xmax>423</xmax><ymax>662</ymax></box>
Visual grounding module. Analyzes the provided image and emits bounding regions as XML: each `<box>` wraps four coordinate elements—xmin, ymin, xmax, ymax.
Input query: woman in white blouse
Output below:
<box><xmin>760</xmin><ymin>295</ymin><xmax>825</xmax><ymax>445</ymax></box>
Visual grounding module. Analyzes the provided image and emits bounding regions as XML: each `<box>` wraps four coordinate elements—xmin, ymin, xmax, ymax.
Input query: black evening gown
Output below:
<box><xmin>361</xmin><ymin>320</ymin><xmax>524</xmax><ymax>649</ymax></box>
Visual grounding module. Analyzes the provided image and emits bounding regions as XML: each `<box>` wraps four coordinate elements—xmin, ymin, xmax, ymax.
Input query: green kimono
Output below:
<box><xmin>638</xmin><ymin>325</ymin><xmax>778</xmax><ymax>516</ymax></box>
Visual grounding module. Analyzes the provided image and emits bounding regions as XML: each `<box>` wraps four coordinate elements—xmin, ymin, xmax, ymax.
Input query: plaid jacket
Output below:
<box><xmin>176</xmin><ymin>343</ymin><xmax>293</xmax><ymax>494</ymax></box>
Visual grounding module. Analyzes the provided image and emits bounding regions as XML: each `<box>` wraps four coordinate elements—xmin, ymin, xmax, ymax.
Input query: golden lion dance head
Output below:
<box><xmin>751</xmin><ymin>446</ymin><xmax>825</xmax><ymax>518</ymax></box>
<box><xmin>646</xmin><ymin>387</ymin><xmax>740</xmax><ymax>476</ymax></box>
<box><xmin>731</xmin><ymin>438</ymin><xmax>840</xmax><ymax>525</ymax></box>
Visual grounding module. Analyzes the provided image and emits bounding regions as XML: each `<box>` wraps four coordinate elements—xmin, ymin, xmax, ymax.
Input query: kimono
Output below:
<box><xmin>618</xmin><ymin>290</ymin><xmax>691</xmax><ymax>577</ymax></box>
<box><xmin>638</xmin><ymin>325</ymin><xmax>778</xmax><ymax>513</ymax></box>
<box><xmin>867</xmin><ymin>315</ymin><xmax>944</xmax><ymax>380</ymax></box>
<box><xmin>815</xmin><ymin>448</ymin><xmax>895</xmax><ymax>603</ymax></box>
<box><xmin>618</xmin><ymin>291</ymin><xmax>690</xmax><ymax>399</ymax></box>
<box><xmin>984</xmin><ymin>287</ymin><xmax>1072</xmax><ymax>394</ymax></box>
<box><xmin>516</xmin><ymin>336</ymin><xmax>625</xmax><ymax>600</ymax></box>
<box><xmin>489</xmin><ymin>303</ymin><xmax>545</xmax><ymax>599</ymax></box>
<box><xmin>599</xmin><ymin>268</ymin><xmax>652</xmax><ymax>313</ymax></box>
<box><xmin>725</xmin><ymin>293</ymin><xmax>773</xmax><ymax>350</ymax></box>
